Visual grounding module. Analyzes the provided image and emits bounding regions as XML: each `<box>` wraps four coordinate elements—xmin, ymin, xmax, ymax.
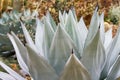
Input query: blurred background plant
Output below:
<box><xmin>18</xmin><ymin>0</ymin><xmax>120</xmax><ymax>25</ymax></box>
<box><xmin>1</xmin><ymin>0</ymin><xmax>120</xmax><ymax>25</ymax></box>
<box><xmin>27</xmin><ymin>0</ymin><xmax>97</xmax><ymax>26</ymax></box>
<box><xmin>105</xmin><ymin>3</ymin><xmax>120</xmax><ymax>24</ymax></box>
<box><xmin>104</xmin><ymin>2</ymin><xmax>120</xmax><ymax>37</ymax></box>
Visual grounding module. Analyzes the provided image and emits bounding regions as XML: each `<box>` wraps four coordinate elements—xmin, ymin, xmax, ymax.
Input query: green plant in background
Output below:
<box><xmin>0</xmin><ymin>9</ymin><xmax>37</xmax><ymax>57</ymax></box>
<box><xmin>0</xmin><ymin>7</ymin><xmax>120</xmax><ymax>80</ymax></box>
<box><xmin>107</xmin><ymin>5</ymin><xmax>120</xmax><ymax>24</ymax></box>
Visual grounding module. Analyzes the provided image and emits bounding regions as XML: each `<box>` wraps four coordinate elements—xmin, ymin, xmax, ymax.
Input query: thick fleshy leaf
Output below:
<box><xmin>49</xmin><ymin>25</ymin><xmax>78</xmax><ymax>75</ymax></box>
<box><xmin>43</xmin><ymin>18</ymin><xmax>54</xmax><ymax>58</ymax></box>
<box><xmin>0</xmin><ymin>33</ymin><xmax>13</xmax><ymax>52</ymax></box>
<box><xmin>59</xmin><ymin>54</ymin><xmax>91</xmax><ymax>80</ymax></box>
<box><xmin>65</xmin><ymin>10</ymin><xmax>77</xmax><ymax>40</ymax></box>
<box><xmin>84</xmin><ymin>7</ymin><xmax>99</xmax><ymax>48</ymax></box>
<box><xmin>101</xmin><ymin>27</ymin><xmax>120</xmax><ymax>79</ymax></box>
<box><xmin>8</xmin><ymin>32</ymin><xmax>29</xmax><ymax>74</ymax></box>
<box><xmin>81</xmin><ymin>30</ymin><xmax>106</xmax><ymax>80</ymax></box>
<box><xmin>13</xmin><ymin>11</ymin><xmax>21</xmax><ymax>20</ymax></box>
<box><xmin>77</xmin><ymin>17</ymin><xmax>88</xmax><ymax>55</ymax></box>
<box><xmin>104</xmin><ymin>28</ymin><xmax>112</xmax><ymax>49</ymax></box>
<box><xmin>23</xmin><ymin>9</ymin><xmax>31</xmax><ymax>18</ymax></box>
<box><xmin>106</xmin><ymin>55</ymin><xmax>120</xmax><ymax>80</ymax></box>
<box><xmin>2</xmin><ymin>12</ymin><xmax>10</xmax><ymax>22</ymax></box>
<box><xmin>9</xmin><ymin>12</ymin><xmax>16</xmax><ymax>21</ymax></box>
<box><xmin>0</xmin><ymin>61</ymin><xmax>24</xmax><ymax>80</ymax></box>
<box><xmin>59</xmin><ymin>11</ymin><xmax>68</xmax><ymax>28</ymax></box>
<box><xmin>20</xmin><ymin>22</ymin><xmax>39</xmax><ymax>54</ymax></box>
<box><xmin>63</xmin><ymin>11</ymin><xmax>68</xmax><ymax>24</ymax></box>
<box><xmin>99</xmin><ymin>13</ymin><xmax>105</xmax><ymax>43</ymax></box>
<box><xmin>65</xmin><ymin>10</ymin><xmax>81</xmax><ymax>57</ymax></box>
<box><xmin>59</xmin><ymin>11</ymin><xmax>64</xmax><ymax>26</ymax></box>
<box><xmin>20</xmin><ymin>22</ymin><xmax>34</xmax><ymax>46</ymax></box>
<box><xmin>78</xmin><ymin>17</ymin><xmax>88</xmax><ymax>39</ymax></box>
<box><xmin>46</xmin><ymin>11</ymin><xmax>56</xmax><ymax>31</ymax></box>
<box><xmin>71</xmin><ymin>7</ymin><xmax>77</xmax><ymax>21</ymax></box>
<box><xmin>26</xmin><ymin>44</ymin><xmax>58</xmax><ymax>80</ymax></box>
<box><xmin>35</xmin><ymin>18</ymin><xmax>44</xmax><ymax>57</ymax></box>
<box><xmin>0</xmin><ymin>72</ymin><xmax>16</xmax><ymax>80</ymax></box>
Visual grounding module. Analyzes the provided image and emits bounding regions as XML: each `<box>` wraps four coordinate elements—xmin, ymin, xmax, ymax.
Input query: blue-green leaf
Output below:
<box><xmin>106</xmin><ymin>55</ymin><xmax>120</xmax><ymax>80</ymax></box>
<box><xmin>35</xmin><ymin>18</ymin><xmax>44</xmax><ymax>57</ymax></box>
<box><xmin>77</xmin><ymin>17</ymin><xmax>88</xmax><ymax>55</ymax></box>
<box><xmin>26</xmin><ymin>44</ymin><xmax>58</xmax><ymax>80</ymax></box>
<box><xmin>60</xmin><ymin>54</ymin><xmax>91</xmax><ymax>80</ymax></box>
<box><xmin>0</xmin><ymin>72</ymin><xmax>17</xmax><ymax>80</ymax></box>
<box><xmin>43</xmin><ymin>17</ymin><xmax>54</xmax><ymax>58</ymax></box>
<box><xmin>21</xmin><ymin>22</ymin><xmax>39</xmax><ymax>54</ymax></box>
<box><xmin>71</xmin><ymin>7</ymin><xmax>77</xmax><ymax>21</ymax></box>
<box><xmin>49</xmin><ymin>25</ymin><xmax>78</xmax><ymax>75</ymax></box>
<box><xmin>65</xmin><ymin>10</ymin><xmax>81</xmax><ymax>57</ymax></box>
<box><xmin>104</xmin><ymin>28</ymin><xmax>112</xmax><ymax>49</ymax></box>
<box><xmin>99</xmin><ymin>13</ymin><xmax>105</xmax><ymax>43</ymax></box>
<box><xmin>81</xmin><ymin>30</ymin><xmax>106</xmax><ymax>80</ymax></box>
<box><xmin>46</xmin><ymin>11</ymin><xmax>56</xmax><ymax>31</ymax></box>
<box><xmin>0</xmin><ymin>61</ymin><xmax>24</xmax><ymax>80</ymax></box>
<box><xmin>101</xmin><ymin>27</ymin><xmax>120</xmax><ymax>79</ymax></box>
<box><xmin>8</xmin><ymin>33</ymin><xmax>29</xmax><ymax>74</ymax></box>
<box><xmin>84</xmin><ymin>7</ymin><xmax>99</xmax><ymax>48</ymax></box>
<box><xmin>65</xmin><ymin>10</ymin><xmax>77</xmax><ymax>40</ymax></box>
<box><xmin>23</xmin><ymin>9</ymin><xmax>31</xmax><ymax>18</ymax></box>
<box><xmin>59</xmin><ymin>10</ymin><xmax>64</xmax><ymax>26</ymax></box>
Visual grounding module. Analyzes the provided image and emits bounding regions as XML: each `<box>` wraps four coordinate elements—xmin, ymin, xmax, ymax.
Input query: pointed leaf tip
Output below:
<box><xmin>72</xmin><ymin>49</ymin><xmax>74</xmax><ymax>54</ymax></box>
<box><xmin>49</xmin><ymin>25</ymin><xmax>78</xmax><ymax>75</ymax></box>
<box><xmin>0</xmin><ymin>61</ymin><xmax>24</xmax><ymax>80</ymax></box>
<box><xmin>82</xmin><ymin>30</ymin><xmax>106</xmax><ymax>80</ymax></box>
<box><xmin>60</xmin><ymin>54</ymin><xmax>91</xmax><ymax>80</ymax></box>
<box><xmin>84</xmin><ymin>7</ymin><xmax>99</xmax><ymax>48</ymax></box>
<box><xmin>7</xmin><ymin>32</ymin><xmax>29</xmax><ymax>74</ymax></box>
<box><xmin>26</xmin><ymin>44</ymin><xmax>58</xmax><ymax>80</ymax></box>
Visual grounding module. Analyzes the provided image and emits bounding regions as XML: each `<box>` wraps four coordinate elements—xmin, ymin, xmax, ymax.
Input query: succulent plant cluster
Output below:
<box><xmin>0</xmin><ymin>9</ymin><xmax>37</xmax><ymax>56</ymax></box>
<box><xmin>0</xmin><ymin>7</ymin><xmax>120</xmax><ymax>80</ymax></box>
<box><xmin>108</xmin><ymin>5</ymin><xmax>120</xmax><ymax>25</ymax></box>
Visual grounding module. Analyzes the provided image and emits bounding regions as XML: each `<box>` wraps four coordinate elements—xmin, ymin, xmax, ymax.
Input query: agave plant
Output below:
<box><xmin>0</xmin><ymin>7</ymin><xmax>120</xmax><ymax>80</ymax></box>
<box><xmin>0</xmin><ymin>9</ymin><xmax>37</xmax><ymax>56</ymax></box>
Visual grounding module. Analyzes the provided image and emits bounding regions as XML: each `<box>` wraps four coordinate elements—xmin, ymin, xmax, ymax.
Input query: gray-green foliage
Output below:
<box><xmin>0</xmin><ymin>9</ymin><xmax>37</xmax><ymax>54</ymax></box>
<box><xmin>0</xmin><ymin>8</ymin><xmax>120</xmax><ymax>80</ymax></box>
<box><xmin>108</xmin><ymin>5</ymin><xmax>120</xmax><ymax>24</ymax></box>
